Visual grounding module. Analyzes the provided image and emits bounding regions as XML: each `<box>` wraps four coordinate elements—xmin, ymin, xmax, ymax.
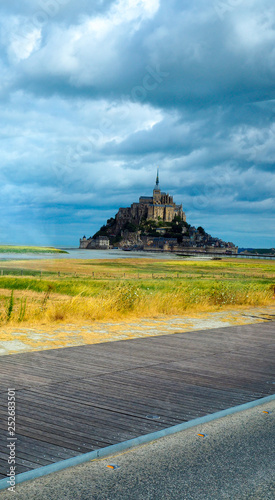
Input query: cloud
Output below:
<box><xmin>0</xmin><ymin>0</ymin><xmax>274</xmax><ymax>247</ymax></box>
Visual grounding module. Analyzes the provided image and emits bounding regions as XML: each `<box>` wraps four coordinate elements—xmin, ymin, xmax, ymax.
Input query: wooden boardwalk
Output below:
<box><xmin>0</xmin><ymin>321</ymin><xmax>274</xmax><ymax>479</ymax></box>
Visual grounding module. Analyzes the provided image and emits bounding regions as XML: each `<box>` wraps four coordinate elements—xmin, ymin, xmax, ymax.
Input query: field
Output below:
<box><xmin>0</xmin><ymin>245</ymin><xmax>67</xmax><ymax>254</ymax></box>
<box><xmin>0</xmin><ymin>257</ymin><xmax>274</xmax><ymax>327</ymax></box>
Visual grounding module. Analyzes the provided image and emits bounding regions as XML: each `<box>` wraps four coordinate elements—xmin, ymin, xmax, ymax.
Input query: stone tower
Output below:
<box><xmin>153</xmin><ymin>168</ymin><xmax>161</xmax><ymax>203</ymax></box>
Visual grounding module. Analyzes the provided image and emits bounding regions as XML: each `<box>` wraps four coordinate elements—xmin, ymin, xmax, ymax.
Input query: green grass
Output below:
<box><xmin>0</xmin><ymin>257</ymin><xmax>274</xmax><ymax>326</ymax></box>
<box><xmin>0</xmin><ymin>245</ymin><xmax>67</xmax><ymax>254</ymax></box>
<box><xmin>0</xmin><ymin>277</ymin><xmax>107</xmax><ymax>297</ymax></box>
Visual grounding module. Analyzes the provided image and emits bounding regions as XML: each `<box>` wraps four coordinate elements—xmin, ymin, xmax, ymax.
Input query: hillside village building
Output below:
<box><xmin>80</xmin><ymin>235</ymin><xmax>109</xmax><ymax>249</ymax></box>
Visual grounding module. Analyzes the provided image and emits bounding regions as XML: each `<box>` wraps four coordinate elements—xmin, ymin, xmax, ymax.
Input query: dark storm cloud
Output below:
<box><xmin>7</xmin><ymin>1</ymin><xmax>275</xmax><ymax>107</ymax></box>
<box><xmin>0</xmin><ymin>0</ymin><xmax>274</xmax><ymax>246</ymax></box>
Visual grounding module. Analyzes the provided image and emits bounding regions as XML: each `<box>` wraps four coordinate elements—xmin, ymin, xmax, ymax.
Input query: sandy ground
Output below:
<box><xmin>0</xmin><ymin>305</ymin><xmax>274</xmax><ymax>356</ymax></box>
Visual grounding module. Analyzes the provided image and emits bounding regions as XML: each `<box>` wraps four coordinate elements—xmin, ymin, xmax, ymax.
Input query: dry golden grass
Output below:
<box><xmin>0</xmin><ymin>257</ymin><xmax>274</xmax><ymax>328</ymax></box>
<box><xmin>1</xmin><ymin>282</ymin><xmax>273</xmax><ymax>328</ymax></box>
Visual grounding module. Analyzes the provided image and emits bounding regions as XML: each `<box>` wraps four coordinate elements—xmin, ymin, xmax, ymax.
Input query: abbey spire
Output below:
<box><xmin>155</xmin><ymin>168</ymin><xmax>160</xmax><ymax>189</ymax></box>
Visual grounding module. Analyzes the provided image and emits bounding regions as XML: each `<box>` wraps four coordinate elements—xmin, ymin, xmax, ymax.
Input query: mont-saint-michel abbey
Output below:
<box><xmin>80</xmin><ymin>171</ymin><xmax>237</xmax><ymax>254</ymax></box>
<box><xmin>117</xmin><ymin>170</ymin><xmax>186</xmax><ymax>227</ymax></box>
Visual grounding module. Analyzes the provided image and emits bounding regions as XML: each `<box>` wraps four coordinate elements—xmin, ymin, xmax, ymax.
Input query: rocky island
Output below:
<box><xmin>80</xmin><ymin>171</ymin><xmax>238</xmax><ymax>254</ymax></box>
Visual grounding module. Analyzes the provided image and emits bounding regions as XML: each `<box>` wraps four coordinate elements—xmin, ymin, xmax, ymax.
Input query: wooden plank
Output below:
<box><xmin>0</xmin><ymin>402</ymin><xmax>167</xmax><ymax>438</ymax></box>
<box><xmin>0</xmin><ymin>450</ymin><xmax>51</xmax><ymax>468</ymax></box>
<box><xmin>0</xmin><ymin>423</ymin><xmax>108</xmax><ymax>453</ymax></box>
<box><xmin>0</xmin><ymin>436</ymin><xmax>77</xmax><ymax>464</ymax></box>
<box><xmin>11</xmin><ymin>387</ymin><xmax>192</xmax><ymax>421</ymax></box>
<box><xmin>1</xmin><ymin>394</ymin><xmax>182</xmax><ymax>429</ymax></box>
<box><xmin>0</xmin><ymin>434</ymin><xmax>78</xmax><ymax>459</ymax></box>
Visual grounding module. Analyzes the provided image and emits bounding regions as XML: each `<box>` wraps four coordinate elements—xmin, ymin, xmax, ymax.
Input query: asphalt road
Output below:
<box><xmin>1</xmin><ymin>400</ymin><xmax>274</xmax><ymax>500</ymax></box>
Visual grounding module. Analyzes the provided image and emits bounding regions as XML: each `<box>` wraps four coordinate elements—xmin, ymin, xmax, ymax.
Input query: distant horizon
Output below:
<box><xmin>0</xmin><ymin>241</ymin><xmax>274</xmax><ymax>252</ymax></box>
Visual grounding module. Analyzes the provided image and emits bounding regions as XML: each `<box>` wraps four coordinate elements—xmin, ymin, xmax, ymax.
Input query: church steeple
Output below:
<box><xmin>155</xmin><ymin>168</ymin><xmax>160</xmax><ymax>190</ymax></box>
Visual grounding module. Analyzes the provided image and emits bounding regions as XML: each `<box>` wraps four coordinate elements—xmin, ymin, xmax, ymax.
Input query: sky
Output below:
<box><xmin>0</xmin><ymin>0</ymin><xmax>274</xmax><ymax>248</ymax></box>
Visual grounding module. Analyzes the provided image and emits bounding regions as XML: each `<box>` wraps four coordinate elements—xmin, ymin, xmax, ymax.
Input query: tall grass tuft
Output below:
<box><xmin>113</xmin><ymin>282</ymin><xmax>143</xmax><ymax>312</ymax></box>
<box><xmin>6</xmin><ymin>291</ymin><xmax>14</xmax><ymax>322</ymax></box>
<box><xmin>41</xmin><ymin>284</ymin><xmax>54</xmax><ymax>312</ymax></box>
<box><xmin>18</xmin><ymin>297</ymin><xmax>27</xmax><ymax>322</ymax></box>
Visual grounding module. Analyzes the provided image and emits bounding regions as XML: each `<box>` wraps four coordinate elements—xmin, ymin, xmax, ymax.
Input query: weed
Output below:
<box><xmin>6</xmin><ymin>291</ymin><xmax>14</xmax><ymax>322</ymax></box>
<box><xmin>18</xmin><ymin>297</ymin><xmax>27</xmax><ymax>322</ymax></box>
<box><xmin>41</xmin><ymin>284</ymin><xmax>54</xmax><ymax>312</ymax></box>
